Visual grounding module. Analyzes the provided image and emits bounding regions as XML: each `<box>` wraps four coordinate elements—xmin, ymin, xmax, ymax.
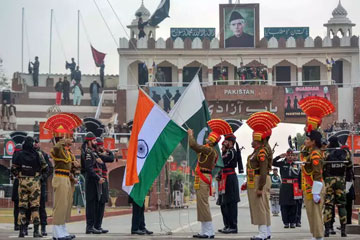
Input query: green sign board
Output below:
<box><xmin>264</xmin><ymin>27</ymin><xmax>309</xmax><ymax>40</ymax></box>
<box><xmin>170</xmin><ymin>28</ymin><xmax>216</xmax><ymax>40</ymax></box>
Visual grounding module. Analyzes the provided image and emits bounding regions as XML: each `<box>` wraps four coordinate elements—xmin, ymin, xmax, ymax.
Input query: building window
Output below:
<box><xmin>275</xmin><ymin>66</ymin><xmax>291</xmax><ymax>86</ymax></box>
<box><xmin>138</xmin><ymin>63</ymin><xmax>148</xmax><ymax>86</ymax></box>
<box><xmin>183</xmin><ymin>67</ymin><xmax>202</xmax><ymax>86</ymax></box>
<box><xmin>303</xmin><ymin>66</ymin><xmax>320</xmax><ymax>85</ymax></box>
<box><xmin>213</xmin><ymin>67</ymin><xmax>228</xmax><ymax>85</ymax></box>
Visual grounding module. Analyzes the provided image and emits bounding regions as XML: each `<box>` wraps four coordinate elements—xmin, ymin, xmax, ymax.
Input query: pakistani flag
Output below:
<box><xmin>149</xmin><ymin>0</ymin><xmax>170</xmax><ymax>26</ymax></box>
<box><xmin>169</xmin><ymin>75</ymin><xmax>223</xmax><ymax>173</ymax></box>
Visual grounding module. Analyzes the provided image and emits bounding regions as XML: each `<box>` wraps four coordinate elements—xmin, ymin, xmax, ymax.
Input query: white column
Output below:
<box><xmin>267</xmin><ymin>68</ymin><xmax>273</xmax><ymax>85</ymax></box>
<box><xmin>208</xmin><ymin>68</ymin><xmax>214</xmax><ymax>86</ymax></box>
<box><xmin>326</xmin><ymin>69</ymin><xmax>332</xmax><ymax>85</ymax></box>
<box><xmin>297</xmin><ymin>67</ymin><xmax>303</xmax><ymax>86</ymax></box>
<box><xmin>178</xmin><ymin>68</ymin><xmax>183</xmax><ymax>87</ymax></box>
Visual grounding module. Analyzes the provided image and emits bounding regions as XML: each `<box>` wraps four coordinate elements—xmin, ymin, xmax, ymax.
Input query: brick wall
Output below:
<box><xmin>354</xmin><ymin>87</ymin><xmax>360</xmax><ymax>123</ymax></box>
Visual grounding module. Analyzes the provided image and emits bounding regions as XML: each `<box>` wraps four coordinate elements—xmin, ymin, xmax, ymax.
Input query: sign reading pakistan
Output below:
<box><xmin>170</xmin><ymin>28</ymin><xmax>216</xmax><ymax>41</ymax></box>
<box><xmin>284</xmin><ymin>86</ymin><xmax>330</xmax><ymax>118</ymax></box>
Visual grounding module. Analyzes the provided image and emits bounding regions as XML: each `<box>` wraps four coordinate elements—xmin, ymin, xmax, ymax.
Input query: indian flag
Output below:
<box><xmin>169</xmin><ymin>75</ymin><xmax>223</xmax><ymax>172</ymax></box>
<box><xmin>123</xmin><ymin>89</ymin><xmax>186</xmax><ymax>207</ymax></box>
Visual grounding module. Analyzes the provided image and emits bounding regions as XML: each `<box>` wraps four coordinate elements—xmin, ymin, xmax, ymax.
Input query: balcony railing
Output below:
<box><xmin>119</xmin><ymin>80</ymin><xmax>360</xmax><ymax>88</ymax></box>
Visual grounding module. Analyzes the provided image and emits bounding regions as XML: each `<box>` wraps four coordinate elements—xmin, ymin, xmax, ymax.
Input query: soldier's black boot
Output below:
<box><xmin>24</xmin><ymin>225</ymin><xmax>28</xmax><ymax>236</ymax></box>
<box><xmin>18</xmin><ymin>225</ymin><xmax>25</xmax><ymax>238</ymax></box>
<box><xmin>33</xmin><ymin>224</ymin><xmax>42</xmax><ymax>238</ymax></box>
<box><xmin>41</xmin><ymin>225</ymin><xmax>47</xmax><ymax>236</ymax></box>
<box><xmin>341</xmin><ymin>224</ymin><xmax>347</xmax><ymax>237</ymax></box>
<box><xmin>324</xmin><ymin>223</ymin><xmax>330</xmax><ymax>237</ymax></box>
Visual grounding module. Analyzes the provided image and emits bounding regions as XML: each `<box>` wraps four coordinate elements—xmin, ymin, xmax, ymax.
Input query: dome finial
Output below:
<box><xmin>332</xmin><ymin>0</ymin><xmax>347</xmax><ymax>17</ymax></box>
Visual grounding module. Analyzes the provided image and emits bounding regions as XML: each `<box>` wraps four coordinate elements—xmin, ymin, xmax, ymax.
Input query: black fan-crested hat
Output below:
<box><xmin>10</xmin><ymin>131</ymin><xmax>28</xmax><ymax>144</ymax></box>
<box><xmin>328</xmin><ymin>130</ymin><xmax>350</xmax><ymax>146</ymax></box>
<box><xmin>83</xmin><ymin>117</ymin><xmax>104</xmax><ymax>138</ymax></box>
<box><xmin>225</xmin><ymin>119</ymin><xmax>243</xmax><ymax>133</ymax></box>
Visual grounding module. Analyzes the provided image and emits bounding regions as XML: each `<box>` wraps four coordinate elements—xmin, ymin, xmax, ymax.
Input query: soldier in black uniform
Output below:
<box><xmin>217</xmin><ymin>133</ymin><xmax>242</xmax><ymax>234</ymax></box>
<box><xmin>34</xmin><ymin>138</ymin><xmax>54</xmax><ymax>236</ymax></box>
<box><xmin>11</xmin><ymin>136</ymin><xmax>48</xmax><ymax>238</ymax></box>
<box><xmin>94</xmin><ymin>137</ymin><xmax>114</xmax><ymax>233</ymax></box>
<box><xmin>273</xmin><ymin>148</ymin><xmax>302</xmax><ymax>229</ymax></box>
<box><xmin>81</xmin><ymin>132</ymin><xmax>104</xmax><ymax>234</ymax></box>
<box><xmin>323</xmin><ymin>136</ymin><xmax>352</xmax><ymax>237</ymax></box>
<box><xmin>11</xmin><ymin>143</ymin><xmax>26</xmax><ymax>231</ymax></box>
<box><xmin>10</xmin><ymin>132</ymin><xmax>32</xmax><ymax>235</ymax></box>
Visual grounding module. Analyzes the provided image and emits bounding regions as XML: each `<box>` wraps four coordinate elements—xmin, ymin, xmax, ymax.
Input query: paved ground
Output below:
<box><xmin>0</xmin><ymin>195</ymin><xmax>359</xmax><ymax>239</ymax></box>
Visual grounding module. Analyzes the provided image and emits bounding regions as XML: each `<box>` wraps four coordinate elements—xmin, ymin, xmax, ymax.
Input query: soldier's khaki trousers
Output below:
<box><xmin>247</xmin><ymin>175</ymin><xmax>271</xmax><ymax>226</ymax></box>
<box><xmin>304</xmin><ymin>190</ymin><xmax>325</xmax><ymax>238</ymax></box>
<box><xmin>196</xmin><ymin>173</ymin><xmax>212</xmax><ymax>222</ymax></box>
<box><xmin>52</xmin><ymin>175</ymin><xmax>71</xmax><ymax>225</ymax></box>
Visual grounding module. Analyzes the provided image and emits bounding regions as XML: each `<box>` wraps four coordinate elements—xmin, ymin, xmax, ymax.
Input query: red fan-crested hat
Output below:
<box><xmin>43</xmin><ymin>113</ymin><xmax>82</xmax><ymax>137</ymax></box>
<box><xmin>246</xmin><ymin>111</ymin><xmax>280</xmax><ymax>141</ymax></box>
<box><xmin>298</xmin><ymin>96</ymin><xmax>335</xmax><ymax>132</ymax></box>
<box><xmin>207</xmin><ymin>119</ymin><xmax>233</xmax><ymax>144</ymax></box>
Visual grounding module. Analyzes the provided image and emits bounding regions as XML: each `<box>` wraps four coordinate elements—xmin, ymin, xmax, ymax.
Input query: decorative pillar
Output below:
<box><xmin>267</xmin><ymin>68</ymin><xmax>273</xmax><ymax>86</ymax></box>
<box><xmin>297</xmin><ymin>67</ymin><xmax>303</xmax><ymax>86</ymax></box>
<box><xmin>178</xmin><ymin>68</ymin><xmax>183</xmax><ymax>87</ymax></box>
<box><xmin>208</xmin><ymin>68</ymin><xmax>214</xmax><ymax>86</ymax></box>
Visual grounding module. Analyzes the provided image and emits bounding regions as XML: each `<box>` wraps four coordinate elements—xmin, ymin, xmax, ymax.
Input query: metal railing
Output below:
<box><xmin>95</xmin><ymin>90</ymin><xmax>117</xmax><ymax>119</ymax></box>
<box><xmin>118</xmin><ymin>80</ymin><xmax>360</xmax><ymax>88</ymax></box>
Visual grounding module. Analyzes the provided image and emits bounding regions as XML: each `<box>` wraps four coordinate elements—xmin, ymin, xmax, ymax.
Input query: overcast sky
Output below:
<box><xmin>0</xmin><ymin>0</ymin><xmax>359</xmax><ymax>79</ymax></box>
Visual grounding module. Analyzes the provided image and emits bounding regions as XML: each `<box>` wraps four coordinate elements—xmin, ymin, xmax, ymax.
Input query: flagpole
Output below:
<box><xmin>49</xmin><ymin>9</ymin><xmax>53</xmax><ymax>74</ymax></box>
<box><xmin>77</xmin><ymin>10</ymin><xmax>80</xmax><ymax>67</ymax></box>
<box><xmin>21</xmin><ymin>7</ymin><xmax>24</xmax><ymax>72</ymax></box>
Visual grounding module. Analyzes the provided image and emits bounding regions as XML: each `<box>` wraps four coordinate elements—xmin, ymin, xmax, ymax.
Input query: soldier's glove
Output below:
<box><xmin>312</xmin><ymin>181</ymin><xmax>323</xmax><ymax>204</ymax></box>
<box><xmin>313</xmin><ymin>194</ymin><xmax>321</xmax><ymax>203</ymax></box>
<box><xmin>346</xmin><ymin>182</ymin><xmax>353</xmax><ymax>193</ymax></box>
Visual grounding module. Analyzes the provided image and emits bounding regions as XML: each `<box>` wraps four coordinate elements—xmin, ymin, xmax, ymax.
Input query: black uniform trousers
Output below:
<box><xmin>94</xmin><ymin>181</ymin><xmax>108</xmax><ymax>230</ymax></box>
<box><xmin>220</xmin><ymin>201</ymin><xmax>238</xmax><ymax>230</ymax></box>
<box><xmin>131</xmin><ymin>201</ymin><xmax>146</xmax><ymax>232</ymax></box>
<box><xmin>85</xmin><ymin>179</ymin><xmax>100</xmax><ymax>230</ymax></box>
<box><xmin>295</xmin><ymin>199</ymin><xmax>303</xmax><ymax>224</ymax></box>
<box><xmin>281</xmin><ymin>205</ymin><xmax>297</xmax><ymax>225</ymax></box>
<box><xmin>39</xmin><ymin>183</ymin><xmax>47</xmax><ymax>226</ymax></box>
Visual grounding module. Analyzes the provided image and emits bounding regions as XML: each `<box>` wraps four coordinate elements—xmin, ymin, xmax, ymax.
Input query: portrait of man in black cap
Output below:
<box><xmin>225</xmin><ymin>10</ymin><xmax>254</xmax><ymax>48</ymax></box>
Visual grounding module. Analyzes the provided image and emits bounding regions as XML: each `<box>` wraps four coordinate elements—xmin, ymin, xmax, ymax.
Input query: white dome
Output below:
<box><xmin>324</xmin><ymin>0</ymin><xmax>355</xmax><ymax>26</ymax></box>
<box><xmin>135</xmin><ymin>0</ymin><xmax>150</xmax><ymax>19</ymax></box>
<box><xmin>332</xmin><ymin>0</ymin><xmax>347</xmax><ymax>17</ymax></box>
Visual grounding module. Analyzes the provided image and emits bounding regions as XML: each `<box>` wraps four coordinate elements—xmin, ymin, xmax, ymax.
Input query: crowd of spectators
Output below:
<box><xmin>324</xmin><ymin>119</ymin><xmax>360</xmax><ymax>134</ymax></box>
<box><xmin>1</xmin><ymin>99</ymin><xmax>17</xmax><ymax>130</ymax></box>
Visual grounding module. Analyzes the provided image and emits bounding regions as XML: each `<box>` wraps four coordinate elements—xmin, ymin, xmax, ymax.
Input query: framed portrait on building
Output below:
<box><xmin>220</xmin><ymin>4</ymin><xmax>259</xmax><ymax>48</ymax></box>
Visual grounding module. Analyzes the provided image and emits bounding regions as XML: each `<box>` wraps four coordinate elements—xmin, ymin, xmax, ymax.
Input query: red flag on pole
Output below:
<box><xmin>91</xmin><ymin>45</ymin><xmax>106</xmax><ymax>67</ymax></box>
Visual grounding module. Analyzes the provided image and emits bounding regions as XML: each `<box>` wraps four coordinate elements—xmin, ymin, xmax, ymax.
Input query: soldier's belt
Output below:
<box><xmin>200</xmin><ymin>169</ymin><xmax>212</xmax><ymax>174</ymax></box>
<box><xmin>19</xmin><ymin>172</ymin><xmax>39</xmax><ymax>178</ymax></box>
<box><xmin>55</xmin><ymin>169</ymin><xmax>70</xmax><ymax>177</ymax></box>
<box><xmin>282</xmin><ymin>179</ymin><xmax>297</xmax><ymax>184</ymax></box>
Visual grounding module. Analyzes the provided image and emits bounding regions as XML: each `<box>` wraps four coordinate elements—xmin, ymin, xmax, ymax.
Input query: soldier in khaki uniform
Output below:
<box><xmin>298</xmin><ymin>96</ymin><xmax>335</xmax><ymax>240</ymax></box>
<box><xmin>245</xmin><ymin>111</ymin><xmax>280</xmax><ymax>240</ymax></box>
<box><xmin>188</xmin><ymin>119</ymin><xmax>233</xmax><ymax>239</ymax></box>
<box><xmin>43</xmin><ymin>113</ymin><xmax>82</xmax><ymax>240</ymax></box>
